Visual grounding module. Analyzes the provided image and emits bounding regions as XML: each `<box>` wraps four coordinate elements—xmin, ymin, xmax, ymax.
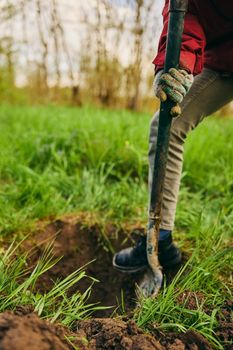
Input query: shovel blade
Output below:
<box><xmin>138</xmin><ymin>267</ymin><xmax>163</xmax><ymax>298</ymax></box>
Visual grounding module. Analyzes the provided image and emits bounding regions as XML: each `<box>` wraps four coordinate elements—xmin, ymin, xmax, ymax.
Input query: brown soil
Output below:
<box><xmin>176</xmin><ymin>291</ymin><xmax>207</xmax><ymax>311</ymax></box>
<box><xmin>177</xmin><ymin>292</ymin><xmax>233</xmax><ymax>350</ymax></box>
<box><xmin>76</xmin><ymin>317</ymin><xmax>214</xmax><ymax>350</ymax></box>
<box><xmin>0</xmin><ymin>310</ymin><xmax>85</xmax><ymax>350</ymax></box>
<box><xmin>20</xmin><ymin>217</ymin><xmax>232</xmax><ymax>349</ymax></box>
<box><xmin>24</xmin><ymin>218</ymin><xmax>144</xmax><ymax>316</ymax></box>
<box><xmin>216</xmin><ymin>300</ymin><xmax>233</xmax><ymax>350</ymax></box>
<box><xmin>24</xmin><ymin>217</ymin><xmax>187</xmax><ymax>317</ymax></box>
<box><xmin>23</xmin><ymin>217</ymin><xmax>187</xmax><ymax>317</ymax></box>
<box><xmin>76</xmin><ymin>318</ymin><xmax>163</xmax><ymax>350</ymax></box>
<box><xmin>0</xmin><ymin>310</ymin><xmax>213</xmax><ymax>350</ymax></box>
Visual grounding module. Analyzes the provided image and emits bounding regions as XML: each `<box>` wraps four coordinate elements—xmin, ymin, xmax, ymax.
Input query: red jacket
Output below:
<box><xmin>153</xmin><ymin>0</ymin><xmax>233</xmax><ymax>75</ymax></box>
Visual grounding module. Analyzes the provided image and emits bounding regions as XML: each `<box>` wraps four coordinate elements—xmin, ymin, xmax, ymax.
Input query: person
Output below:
<box><xmin>113</xmin><ymin>0</ymin><xmax>233</xmax><ymax>273</ymax></box>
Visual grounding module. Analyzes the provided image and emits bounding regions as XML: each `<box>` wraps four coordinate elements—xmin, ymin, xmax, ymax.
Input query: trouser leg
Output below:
<box><xmin>148</xmin><ymin>69</ymin><xmax>233</xmax><ymax>231</ymax></box>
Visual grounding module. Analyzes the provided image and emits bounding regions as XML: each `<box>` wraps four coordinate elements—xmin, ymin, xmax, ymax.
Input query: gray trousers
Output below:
<box><xmin>149</xmin><ymin>68</ymin><xmax>233</xmax><ymax>230</ymax></box>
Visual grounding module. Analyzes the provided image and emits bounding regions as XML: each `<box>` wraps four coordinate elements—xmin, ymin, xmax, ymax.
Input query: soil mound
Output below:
<box><xmin>0</xmin><ymin>310</ymin><xmax>213</xmax><ymax>350</ymax></box>
<box><xmin>77</xmin><ymin>318</ymin><xmax>163</xmax><ymax>350</ymax></box>
<box><xmin>0</xmin><ymin>310</ymin><xmax>82</xmax><ymax>350</ymax></box>
<box><xmin>76</xmin><ymin>318</ymin><xmax>213</xmax><ymax>350</ymax></box>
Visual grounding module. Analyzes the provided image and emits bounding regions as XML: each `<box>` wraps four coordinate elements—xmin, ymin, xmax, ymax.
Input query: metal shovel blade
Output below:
<box><xmin>138</xmin><ymin>266</ymin><xmax>163</xmax><ymax>298</ymax></box>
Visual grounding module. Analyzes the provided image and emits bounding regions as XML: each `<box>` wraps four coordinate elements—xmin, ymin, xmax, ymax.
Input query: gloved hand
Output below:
<box><xmin>153</xmin><ymin>68</ymin><xmax>194</xmax><ymax>116</ymax></box>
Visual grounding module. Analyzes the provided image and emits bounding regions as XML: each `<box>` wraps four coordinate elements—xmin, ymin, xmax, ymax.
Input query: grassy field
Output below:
<box><xmin>0</xmin><ymin>105</ymin><xmax>232</xmax><ymax>349</ymax></box>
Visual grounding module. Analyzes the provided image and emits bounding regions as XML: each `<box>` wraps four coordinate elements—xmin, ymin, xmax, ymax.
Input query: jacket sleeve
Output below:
<box><xmin>153</xmin><ymin>0</ymin><xmax>206</xmax><ymax>75</ymax></box>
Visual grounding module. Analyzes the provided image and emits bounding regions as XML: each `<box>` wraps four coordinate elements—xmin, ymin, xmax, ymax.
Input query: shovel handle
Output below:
<box><xmin>147</xmin><ymin>0</ymin><xmax>188</xmax><ymax>283</ymax></box>
<box><xmin>149</xmin><ymin>0</ymin><xmax>188</xmax><ymax>221</ymax></box>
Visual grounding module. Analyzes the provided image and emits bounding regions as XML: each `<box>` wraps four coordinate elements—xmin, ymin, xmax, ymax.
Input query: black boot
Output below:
<box><xmin>112</xmin><ymin>233</ymin><xmax>181</xmax><ymax>273</ymax></box>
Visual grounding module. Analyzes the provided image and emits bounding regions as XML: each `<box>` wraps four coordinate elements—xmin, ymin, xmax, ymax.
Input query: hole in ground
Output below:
<box><xmin>24</xmin><ymin>217</ymin><xmax>146</xmax><ymax>317</ymax></box>
<box><xmin>24</xmin><ymin>217</ymin><xmax>188</xmax><ymax>317</ymax></box>
<box><xmin>16</xmin><ymin>217</ymin><xmax>233</xmax><ymax>349</ymax></box>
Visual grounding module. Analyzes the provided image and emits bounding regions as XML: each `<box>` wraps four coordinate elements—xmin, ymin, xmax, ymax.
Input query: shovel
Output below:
<box><xmin>139</xmin><ymin>0</ymin><xmax>189</xmax><ymax>298</ymax></box>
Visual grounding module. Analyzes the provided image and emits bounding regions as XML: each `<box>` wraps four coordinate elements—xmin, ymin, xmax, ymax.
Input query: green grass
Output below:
<box><xmin>0</xmin><ymin>105</ymin><xmax>149</xmax><ymax>235</ymax></box>
<box><xmin>1</xmin><ymin>105</ymin><xmax>233</xmax><ymax>238</ymax></box>
<box><xmin>0</xmin><ymin>242</ymin><xmax>104</xmax><ymax>328</ymax></box>
<box><xmin>0</xmin><ymin>104</ymin><xmax>232</xmax><ymax>348</ymax></box>
<box><xmin>135</xmin><ymin>242</ymin><xmax>232</xmax><ymax>348</ymax></box>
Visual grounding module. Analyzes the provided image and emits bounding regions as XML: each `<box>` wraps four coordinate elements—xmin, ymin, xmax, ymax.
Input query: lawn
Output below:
<box><xmin>0</xmin><ymin>105</ymin><xmax>232</xmax><ymax>349</ymax></box>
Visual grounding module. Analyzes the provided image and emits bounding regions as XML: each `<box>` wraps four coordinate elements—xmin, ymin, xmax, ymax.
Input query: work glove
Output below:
<box><xmin>153</xmin><ymin>68</ymin><xmax>194</xmax><ymax>117</ymax></box>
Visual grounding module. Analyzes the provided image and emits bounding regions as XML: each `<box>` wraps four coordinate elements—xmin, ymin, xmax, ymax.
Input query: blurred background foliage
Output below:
<box><xmin>0</xmin><ymin>0</ymin><xmax>232</xmax><ymax>114</ymax></box>
<box><xmin>0</xmin><ymin>0</ymin><xmax>163</xmax><ymax>112</ymax></box>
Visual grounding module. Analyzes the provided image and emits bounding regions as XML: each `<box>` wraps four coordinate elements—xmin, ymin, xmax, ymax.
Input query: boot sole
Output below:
<box><xmin>112</xmin><ymin>255</ymin><xmax>147</xmax><ymax>274</ymax></box>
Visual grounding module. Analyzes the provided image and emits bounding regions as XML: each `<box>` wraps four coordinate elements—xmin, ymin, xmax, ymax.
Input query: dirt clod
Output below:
<box><xmin>76</xmin><ymin>318</ymin><xmax>164</xmax><ymax>350</ymax></box>
<box><xmin>75</xmin><ymin>318</ymin><xmax>215</xmax><ymax>350</ymax></box>
<box><xmin>156</xmin><ymin>330</ymin><xmax>213</xmax><ymax>350</ymax></box>
<box><xmin>0</xmin><ymin>312</ymin><xmax>214</xmax><ymax>350</ymax></box>
<box><xmin>0</xmin><ymin>311</ymin><xmax>81</xmax><ymax>350</ymax></box>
